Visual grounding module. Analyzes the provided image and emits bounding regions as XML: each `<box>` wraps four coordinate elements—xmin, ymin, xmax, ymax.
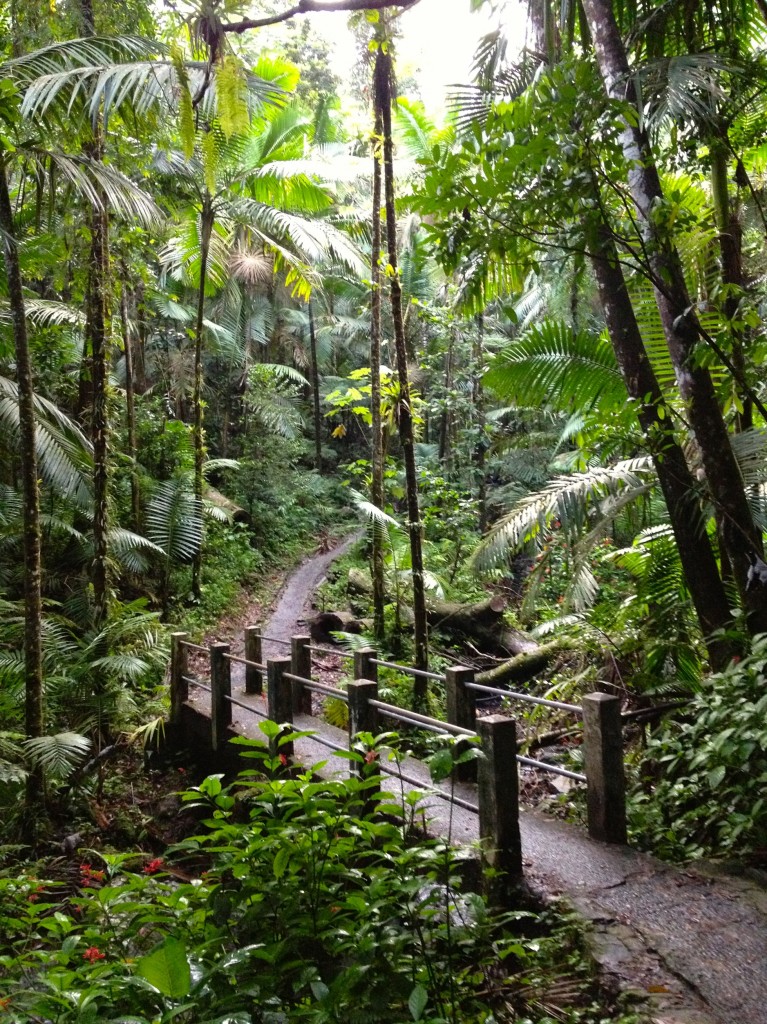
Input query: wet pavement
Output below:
<box><xmin>187</xmin><ymin>535</ymin><xmax>767</xmax><ymax>1024</ymax></box>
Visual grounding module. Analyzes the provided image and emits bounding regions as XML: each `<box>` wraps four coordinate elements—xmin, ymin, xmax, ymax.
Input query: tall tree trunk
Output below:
<box><xmin>473</xmin><ymin>313</ymin><xmax>488</xmax><ymax>535</ymax></box>
<box><xmin>308</xmin><ymin>300</ymin><xmax>323</xmax><ymax>475</ymax></box>
<box><xmin>134</xmin><ymin>279</ymin><xmax>148</xmax><ymax>392</ymax></box>
<box><xmin>79</xmin><ymin>0</ymin><xmax>110</xmax><ymax>629</ymax></box>
<box><xmin>710</xmin><ymin>141</ymin><xmax>751</xmax><ymax>432</ymax></box>
<box><xmin>120</xmin><ymin>277</ymin><xmax>140</xmax><ymax>530</ymax></box>
<box><xmin>191</xmin><ymin>198</ymin><xmax>214</xmax><ymax>600</ymax></box>
<box><xmin>587</xmin><ymin>216</ymin><xmax>732</xmax><ymax>668</ymax></box>
<box><xmin>88</xmin><ymin>197</ymin><xmax>110</xmax><ymax>628</ymax></box>
<box><xmin>0</xmin><ymin>159</ymin><xmax>45</xmax><ymax>809</ymax></box>
<box><xmin>370</xmin><ymin>102</ymin><xmax>386</xmax><ymax>643</ymax></box>
<box><xmin>581</xmin><ymin>0</ymin><xmax>767</xmax><ymax>633</ymax></box>
<box><xmin>438</xmin><ymin>331</ymin><xmax>454</xmax><ymax>471</ymax></box>
<box><xmin>375</xmin><ymin>44</ymin><xmax>429</xmax><ymax>692</ymax></box>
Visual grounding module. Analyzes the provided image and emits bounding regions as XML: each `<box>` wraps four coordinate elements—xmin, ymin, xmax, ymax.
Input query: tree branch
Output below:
<box><xmin>223</xmin><ymin>0</ymin><xmax>420</xmax><ymax>34</ymax></box>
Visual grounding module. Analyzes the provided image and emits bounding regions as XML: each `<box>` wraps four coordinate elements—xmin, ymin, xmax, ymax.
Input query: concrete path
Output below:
<box><xmin>200</xmin><ymin>693</ymin><xmax>767</xmax><ymax>1024</ymax></box>
<box><xmin>189</xmin><ymin>534</ymin><xmax>767</xmax><ymax>1024</ymax></box>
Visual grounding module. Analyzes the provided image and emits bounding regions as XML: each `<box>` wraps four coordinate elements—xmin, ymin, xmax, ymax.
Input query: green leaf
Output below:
<box><xmin>707</xmin><ymin>765</ymin><xmax>726</xmax><ymax>789</ymax></box>
<box><xmin>273</xmin><ymin>846</ymin><xmax>290</xmax><ymax>879</ymax></box>
<box><xmin>408</xmin><ymin>983</ymin><xmax>428</xmax><ymax>1021</ymax></box>
<box><xmin>428</xmin><ymin>747</ymin><xmax>454</xmax><ymax>783</ymax></box>
<box><xmin>136</xmin><ymin>937</ymin><xmax>191</xmax><ymax>999</ymax></box>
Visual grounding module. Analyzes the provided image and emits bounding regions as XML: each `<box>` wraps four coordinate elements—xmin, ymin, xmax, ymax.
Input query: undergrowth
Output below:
<box><xmin>0</xmin><ymin>725</ymin><xmax>641</xmax><ymax>1024</ymax></box>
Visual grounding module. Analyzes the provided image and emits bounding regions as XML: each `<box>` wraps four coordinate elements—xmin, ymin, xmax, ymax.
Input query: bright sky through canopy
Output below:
<box><xmin>308</xmin><ymin>0</ymin><xmax>526</xmax><ymax>115</ymax></box>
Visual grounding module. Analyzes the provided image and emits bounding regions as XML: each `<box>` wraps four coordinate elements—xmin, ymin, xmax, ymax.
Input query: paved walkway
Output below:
<box><xmin>183</xmin><ymin>682</ymin><xmax>767</xmax><ymax>1024</ymax></box>
<box><xmin>186</xmin><ymin>536</ymin><xmax>767</xmax><ymax>1024</ymax></box>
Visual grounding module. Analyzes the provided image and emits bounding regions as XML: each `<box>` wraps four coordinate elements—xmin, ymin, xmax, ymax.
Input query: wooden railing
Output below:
<box><xmin>169</xmin><ymin>626</ymin><xmax>627</xmax><ymax>885</ymax></box>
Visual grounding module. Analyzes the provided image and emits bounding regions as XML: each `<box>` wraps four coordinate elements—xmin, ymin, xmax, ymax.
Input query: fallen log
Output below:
<box><xmin>474</xmin><ymin>640</ymin><xmax>567</xmax><ymax>687</ymax></box>
<box><xmin>348</xmin><ymin>567</ymin><xmax>539</xmax><ymax>657</ymax></box>
<box><xmin>426</xmin><ymin>595</ymin><xmax>539</xmax><ymax>658</ymax></box>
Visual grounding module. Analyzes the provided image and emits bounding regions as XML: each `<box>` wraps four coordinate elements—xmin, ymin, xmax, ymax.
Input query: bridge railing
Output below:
<box><xmin>169</xmin><ymin>626</ymin><xmax>627</xmax><ymax>885</ymax></box>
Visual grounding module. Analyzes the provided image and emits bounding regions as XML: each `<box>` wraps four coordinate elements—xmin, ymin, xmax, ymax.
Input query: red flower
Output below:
<box><xmin>82</xmin><ymin>947</ymin><xmax>105</xmax><ymax>963</ymax></box>
<box><xmin>278</xmin><ymin>753</ymin><xmax>288</xmax><ymax>766</ymax></box>
<box><xmin>143</xmin><ymin>858</ymin><xmax>164</xmax><ymax>875</ymax></box>
<box><xmin>364</xmin><ymin>750</ymin><xmax>377</xmax><ymax>764</ymax></box>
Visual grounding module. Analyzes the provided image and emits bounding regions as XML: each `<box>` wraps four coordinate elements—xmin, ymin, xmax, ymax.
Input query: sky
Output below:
<box><xmin>305</xmin><ymin>0</ymin><xmax>527</xmax><ymax>116</ymax></box>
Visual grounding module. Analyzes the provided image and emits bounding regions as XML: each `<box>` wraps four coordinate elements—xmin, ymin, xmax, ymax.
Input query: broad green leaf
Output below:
<box><xmin>136</xmin><ymin>937</ymin><xmax>191</xmax><ymax>999</ymax></box>
<box><xmin>408</xmin><ymin>983</ymin><xmax>428</xmax><ymax>1021</ymax></box>
<box><xmin>428</xmin><ymin>747</ymin><xmax>454</xmax><ymax>783</ymax></box>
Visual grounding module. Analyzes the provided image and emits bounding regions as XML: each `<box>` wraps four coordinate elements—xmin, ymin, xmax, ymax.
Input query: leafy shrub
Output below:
<box><xmin>0</xmin><ymin>725</ymin><xmax>635</xmax><ymax>1023</ymax></box>
<box><xmin>628</xmin><ymin>634</ymin><xmax>767</xmax><ymax>860</ymax></box>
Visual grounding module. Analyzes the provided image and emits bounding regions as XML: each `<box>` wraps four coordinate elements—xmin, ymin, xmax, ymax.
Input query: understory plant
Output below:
<box><xmin>0</xmin><ymin>723</ymin><xmax>634</xmax><ymax>1023</ymax></box>
<box><xmin>628</xmin><ymin>633</ymin><xmax>767</xmax><ymax>860</ymax></box>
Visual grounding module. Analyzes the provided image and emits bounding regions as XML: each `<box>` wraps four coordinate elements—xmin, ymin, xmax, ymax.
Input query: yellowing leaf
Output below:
<box><xmin>216</xmin><ymin>55</ymin><xmax>249</xmax><ymax>139</ymax></box>
<box><xmin>332</xmin><ymin>424</ymin><xmax>347</xmax><ymax>439</ymax></box>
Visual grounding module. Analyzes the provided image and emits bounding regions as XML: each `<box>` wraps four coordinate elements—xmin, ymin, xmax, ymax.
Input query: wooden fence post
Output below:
<box><xmin>169</xmin><ymin>632</ymin><xmax>188</xmax><ymax>729</ymax></box>
<box><xmin>477</xmin><ymin>715</ymin><xmax>523</xmax><ymax>904</ymax></box>
<box><xmin>267</xmin><ymin>657</ymin><xmax>294</xmax><ymax>756</ymax></box>
<box><xmin>582</xmin><ymin>693</ymin><xmax>627</xmax><ymax>844</ymax></box>
<box><xmin>244</xmin><ymin>625</ymin><xmax>263</xmax><ymax>695</ymax></box>
<box><xmin>210</xmin><ymin>642</ymin><xmax>231</xmax><ymax>753</ymax></box>
<box><xmin>353</xmin><ymin>647</ymin><xmax>378</xmax><ymax>682</ymax></box>
<box><xmin>446</xmin><ymin>665</ymin><xmax>477</xmax><ymax>782</ymax></box>
<box><xmin>291</xmin><ymin>634</ymin><xmax>312</xmax><ymax>715</ymax></box>
<box><xmin>348</xmin><ymin>679</ymin><xmax>380</xmax><ymax>810</ymax></box>
<box><xmin>348</xmin><ymin>680</ymin><xmax>378</xmax><ymax>747</ymax></box>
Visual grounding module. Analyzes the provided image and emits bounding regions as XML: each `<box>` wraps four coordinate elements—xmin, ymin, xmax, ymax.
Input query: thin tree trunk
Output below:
<box><xmin>308</xmin><ymin>300</ymin><xmax>323</xmax><ymax>474</ymax></box>
<box><xmin>120</xmin><ymin>277</ymin><xmax>140</xmax><ymax>530</ymax></box>
<box><xmin>375</xmin><ymin>45</ymin><xmax>429</xmax><ymax>691</ymax></box>
<box><xmin>370</xmin><ymin>102</ymin><xmax>386</xmax><ymax>643</ymax></box>
<box><xmin>79</xmin><ymin>0</ymin><xmax>110</xmax><ymax>629</ymax></box>
<box><xmin>191</xmin><ymin>198</ymin><xmax>214</xmax><ymax>600</ymax></box>
<box><xmin>0</xmin><ymin>159</ymin><xmax>45</xmax><ymax>809</ymax></box>
<box><xmin>88</xmin><ymin>200</ymin><xmax>110</xmax><ymax>628</ymax></box>
<box><xmin>134</xmin><ymin>279</ymin><xmax>148</xmax><ymax>392</ymax></box>
<box><xmin>581</xmin><ymin>0</ymin><xmax>767</xmax><ymax>633</ymax></box>
<box><xmin>473</xmin><ymin>313</ymin><xmax>488</xmax><ymax>534</ymax></box>
<box><xmin>587</xmin><ymin>216</ymin><xmax>732</xmax><ymax>668</ymax></box>
<box><xmin>438</xmin><ymin>332</ymin><xmax>454</xmax><ymax>471</ymax></box>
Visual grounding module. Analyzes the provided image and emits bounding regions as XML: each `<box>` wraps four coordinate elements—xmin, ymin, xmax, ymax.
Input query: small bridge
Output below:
<box><xmin>168</xmin><ymin>625</ymin><xmax>628</xmax><ymax>884</ymax></box>
<box><xmin>166</xmin><ymin>626</ymin><xmax>767</xmax><ymax>1024</ymax></box>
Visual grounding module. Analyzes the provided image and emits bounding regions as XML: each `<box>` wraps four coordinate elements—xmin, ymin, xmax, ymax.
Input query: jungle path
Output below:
<box><xmin>260</xmin><ymin>530</ymin><xmax>362</xmax><ymax>664</ymax></box>
<box><xmin>219</xmin><ymin>534</ymin><xmax>767</xmax><ymax>1024</ymax></box>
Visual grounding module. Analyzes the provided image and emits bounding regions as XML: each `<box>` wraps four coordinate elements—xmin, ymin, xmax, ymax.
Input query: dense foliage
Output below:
<box><xmin>0</xmin><ymin>729</ymin><xmax>638</xmax><ymax>1023</ymax></box>
<box><xmin>1</xmin><ymin>0</ymin><xmax>767</xmax><ymax>974</ymax></box>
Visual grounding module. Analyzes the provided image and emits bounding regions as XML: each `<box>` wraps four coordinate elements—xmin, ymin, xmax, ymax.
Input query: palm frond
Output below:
<box><xmin>109</xmin><ymin>528</ymin><xmax>166</xmax><ymax>574</ymax></box>
<box><xmin>473</xmin><ymin>457</ymin><xmax>655</xmax><ymax>571</ymax></box>
<box><xmin>145</xmin><ymin>478</ymin><xmax>202</xmax><ymax>562</ymax></box>
<box><xmin>23</xmin><ymin>731</ymin><xmax>90</xmax><ymax>780</ymax></box>
<box><xmin>484</xmin><ymin>320</ymin><xmax>627</xmax><ymax>414</ymax></box>
<box><xmin>31</xmin><ymin>150</ymin><xmax>161</xmax><ymax>227</ymax></box>
<box><xmin>0</xmin><ymin>298</ymin><xmax>85</xmax><ymax>328</ymax></box>
<box><xmin>0</xmin><ymin>377</ymin><xmax>93</xmax><ymax>504</ymax></box>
